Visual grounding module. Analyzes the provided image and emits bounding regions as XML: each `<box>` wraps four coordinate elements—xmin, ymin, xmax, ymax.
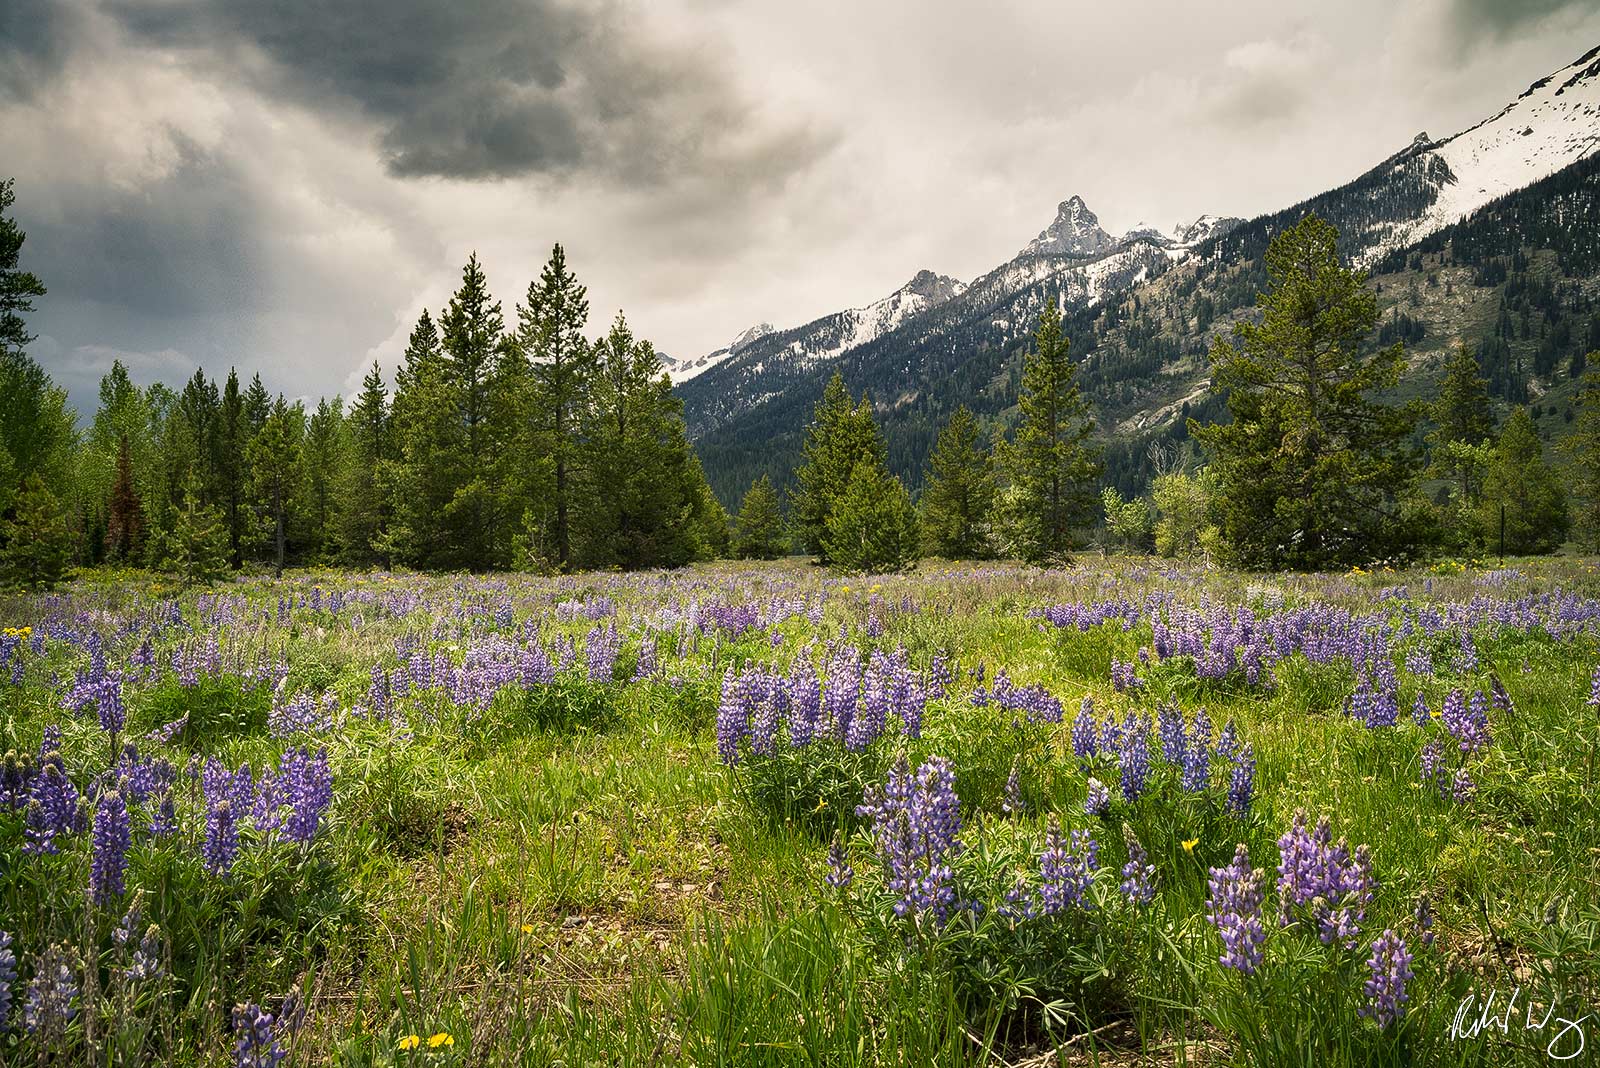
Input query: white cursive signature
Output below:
<box><xmin>1451</xmin><ymin>986</ymin><xmax>1592</xmax><ymax>1061</ymax></box>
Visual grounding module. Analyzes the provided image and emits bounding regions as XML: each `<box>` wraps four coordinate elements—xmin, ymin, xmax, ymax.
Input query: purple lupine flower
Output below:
<box><xmin>148</xmin><ymin>790</ymin><xmax>177</xmax><ymax>838</ymax></box>
<box><xmin>1227</xmin><ymin>744</ymin><xmax>1256</xmax><ymax>815</ymax></box>
<box><xmin>856</xmin><ymin>756</ymin><xmax>963</xmax><ymax>926</ymax></box>
<box><xmin>786</xmin><ymin>658</ymin><xmax>821</xmax><ymax>748</ymax></box>
<box><xmin>714</xmin><ymin>667</ymin><xmax>747</xmax><ymax>766</ymax></box>
<box><xmin>1158</xmin><ymin>704</ymin><xmax>1187</xmax><ymax>765</ymax></box>
<box><xmin>90</xmin><ymin>790</ymin><xmax>132</xmax><ymax>906</ymax></box>
<box><xmin>0</xmin><ymin>930</ymin><xmax>14</xmax><ymax>1031</ymax></box>
<box><xmin>1587</xmin><ymin>664</ymin><xmax>1600</xmax><ymax>710</ymax></box>
<box><xmin>632</xmin><ymin>637</ymin><xmax>658</xmax><ymax>681</ymax></box>
<box><xmin>126</xmin><ymin>924</ymin><xmax>164</xmax><ymax>984</ymax></box>
<box><xmin>584</xmin><ymin>624</ymin><xmax>621</xmax><ymax>684</ymax></box>
<box><xmin>203</xmin><ymin>800</ymin><xmax>240</xmax><ymax>876</ymax></box>
<box><xmin>232</xmin><ymin>1000</ymin><xmax>290</xmax><ymax>1068</ymax></box>
<box><xmin>97</xmin><ymin>674</ymin><xmax>127</xmax><ymax>735</ymax></box>
<box><xmin>1206</xmin><ymin>844</ymin><xmax>1267</xmax><ymax>975</ymax></box>
<box><xmin>825</xmin><ymin>832</ymin><xmax>853</xmax><ymax>890</ymax></box>
<box><xmin>279</xmin><ymin>748</ymin><xmax>333</xmax><ymax>846</ymax></box>
<box><xmin>1419</xmin><ymin>739</ymin><xmax>1447</xmax><ymax>795</ymax></box>
<box><xmin>850</xmin><ymin>658</ymin><xmax>890</xmax><ymax>751</ymax></box>
<box><xmin>1038</xmin><ymin>819</ymin><xmax>1098</xmax><ymax>914</ymax></box>
<box><xmin>1182</xmin><ymin>709</ymin><xmax>1212</xmax><ymax>793</ymax></box>
<box><xmin>1216</xmin><ymin>719</ymin><xmax>1239</xmax><ymax>763</ymax></box>
<box><xmin>146</xmin><ymin>714</ymin><xmax>189</xmax><ymax>746</ymax></box>
<box><xmin>24</xmin><ymin>764</ymin><xmax>79</xmax><ymax>856</ymax></box>
<box><xmin>1488</xmin><ymin>675</ymin><xmax>1513</xmax><ymax>716</ymax></box>
<box><xmin>1453</xmin><ymin>631</ymin><xmax>1478</xmax><ymax>674</ymax></box>
<box><xmin>1414</xmin><ymin>894</ymin><xmax>1435</xmax><ymax>949</ymax></box>
<box><xmin>1276</xmin><ymin>811</ymin><xmax>1373</xmax><ymax>946</ymax></box>
<box><xmin>1109</xmin><ymin>658</ymin><xmax>1141</xmax><ymax>693</ymax></box>
<box><xmin>998</xmin><ymin>878</ymin><xmax>1038</xmax><ymax>922</ymax></box>
<box><xmin>1</xmin><ymin>749</ymin><xmax>36</xmax><ymax>811</ymax></box>
<box><xmin>1084</xmin><ymin>776</ymin><xmax>1111</xmax><ymax>818</ymax></box>
<box><xmin>746</xmin><ymin>671</ymin><xmax>783</xmax><ymax>758</ymax></box>
<box><xmin>1450</xmin><ymin>767</ymin><xmax>1476</xmax><ymax>804</ymax></box>
<box><xmin>1120</xmin><ymin>825</ymin><xmax>1156</xmax><ymax>906</ymax></box>
<box><xmin>1359</xmin><ymin>929</ymin><xmax>1414</xmax><ymax>1028</ymax></box>
<box><xmin>1410</xmin><ymin>693</ymin><xmax>1431</xmax><ymax>727</ymax></box>
<box><xmin>22</xmin><ymin>943</ymin><xmax>78</xmax><ymax>1043</ymax></box>
<box><xmin>1070</xmin><ymin>697</ymin><xmax>1098</xmax><ymax>762</ymax></box>
<box><xmin>1404</xmin><ymin>645</ymin><xmax>1433</xmax><ymax>677</ymax></box>
<box><xmin>269</xmin><ymin>693</ymin><xmax>334</xmax><ymax>739</ymax></box>
<box><xmin>1001</xmin><ymin>759</ymin><xmax>1024</xmax><ymax>816</ymax></box>
<box><xmin>1119</xmin><ymin>720</ymin><xmax>1151</xmax><ymax>803</ymax></box>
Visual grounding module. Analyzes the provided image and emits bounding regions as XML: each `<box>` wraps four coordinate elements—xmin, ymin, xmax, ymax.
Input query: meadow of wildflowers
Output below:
<box><xmin>1</xmin><ymin>557</ymin><xmax>1598</xmax><ymax>1065</ymax></box>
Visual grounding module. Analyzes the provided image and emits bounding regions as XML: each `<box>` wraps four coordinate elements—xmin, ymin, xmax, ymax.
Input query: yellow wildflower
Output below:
<box><xmin>428</xmin><ymin>1033</ymin><xmax>454</xmax><ymax>1049</ymax></box>
<box><xmin>398</xmin><ymin>1034</ymin><xmax>421</xmax><ymax>1051</ymax></box>
<box><xmin>1182</xmin><ymin>838</ymin><xmax>1199</xmax><ymax>853</ymax></box>
<box><xmin>520</xmin><ymin>923</ymin><xmax>535</xmax><ymax>934</ymax></box>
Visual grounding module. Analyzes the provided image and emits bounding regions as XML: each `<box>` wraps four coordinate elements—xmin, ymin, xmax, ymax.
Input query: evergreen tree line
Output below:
<box><xmin>6</xmin><ymin>172</ymin><xmax>1600</xmax><ymax>587</ymax></box>
<box><xmin>728</xmin><ymin>294</ymin><xmax>1104</xmax><ymax>571</ymax></box>
<box><xmin>0</xmin><ymin>178</ymin><xmax>726</xmax><ymax>587</ymax></box>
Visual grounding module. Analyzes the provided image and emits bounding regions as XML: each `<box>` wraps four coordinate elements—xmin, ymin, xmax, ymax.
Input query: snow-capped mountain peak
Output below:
<box><xmin>1021</xmin><ymin>195</ymin><xmax>1117</xmax><ymax>258</ymax></box>
<box><xmin>1172</xmin><ymin>213</ymin><xmax>1244</xmax><ymax>246</ymax></box>
<box><xmin>1365</xmin><ymin>45</ymin><xmax>1600</xmax><ymax>260</ymax></box>
<box><xmin>728</xmin><ymin>322</ymin><xmax>775</xmax><ymax>352</ymax></box>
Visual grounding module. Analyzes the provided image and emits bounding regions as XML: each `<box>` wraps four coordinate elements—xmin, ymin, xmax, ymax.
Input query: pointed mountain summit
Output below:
<box><xmin>1020</xmin><ymin>195</ymin><xmax>1117</xmax><ymax>258</ymax></box>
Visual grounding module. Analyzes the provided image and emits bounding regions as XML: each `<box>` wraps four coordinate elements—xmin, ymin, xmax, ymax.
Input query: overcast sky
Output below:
<box><xmin>5</xmin><ymin>0</ymin><xmax>1599</xmax><ymax>409</ymax></box>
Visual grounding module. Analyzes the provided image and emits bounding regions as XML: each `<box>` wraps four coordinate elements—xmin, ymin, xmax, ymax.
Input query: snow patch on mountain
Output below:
<box><xmin>1365</xmin><ymin>46</ymin><xmax>1600</xmax><ymax>261</ymax></box>
<box><xmin>664</xmin><ymin>322</ymin><xmax>775</xmax><ymax>382</ymax></box>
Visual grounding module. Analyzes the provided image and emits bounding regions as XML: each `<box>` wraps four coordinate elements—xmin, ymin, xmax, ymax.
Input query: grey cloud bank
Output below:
<box><xmin>3</xmin><ymin>0</ymin><xmax>1598</xmax><ymax>409</ymax></box>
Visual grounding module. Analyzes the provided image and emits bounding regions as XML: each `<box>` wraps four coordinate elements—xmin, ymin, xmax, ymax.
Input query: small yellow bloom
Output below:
<box><xmin>841</xmin><ymin>585</ymin><xmax>851</xmax><ymax>593</ymax></box>
<box><xmin>812</xmin><ymin>795</ymin><xmax>828</xmax><ymax>812</ymax></box>
<box><xmin>1182</xmin><ymin>838</ymin><xmax>1199</xmax><ymax>853</ymax></box>
<box><xmin>398</xmin><ymin>1034</ymin><xmax>421</xmax><ymax>1051</ymax></box>
<box><xmin>428</xmin><ymin>1033</ymin><xmax>454</xmax><ymax>1049</ymax></box>
<box><xmin>520</xmin><ymin>923</ymin><xmax>534</xmax><ymax>934</ymax></box>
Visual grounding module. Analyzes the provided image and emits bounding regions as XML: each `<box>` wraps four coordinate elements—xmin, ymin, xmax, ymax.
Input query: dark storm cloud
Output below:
<box><xmin>0</xmin><ymin>0</ymin><xmax>80</xmax><ymax>98</ymax></box>
<box><xmin>26</xmin><ymin>138</ymin><xmax>265</xmax><ymax>321</ymax></box>
<box><xmin>1445</xmin><ymin>0</ymin><xmax>1598</xmax><ymax>43</ymax></box>
<box><xmin>103</xmin><ymin>0</ymin><xmax>827</xmax><ymax>184</ymax></box>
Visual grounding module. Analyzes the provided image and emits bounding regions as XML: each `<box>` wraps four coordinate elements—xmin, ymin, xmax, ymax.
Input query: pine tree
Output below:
<box><xmin>1428</xmin><ymin>344</ymin><xmax>1496</xmax><ymax>509</ymax></box>
<box><xmin>733</xmin><ymin>475</ymin><xmax>786</xmax><ymax>559</ymax></box>
<box><xmin>1191</xmin><ymin>214</ymin><xmax>1423</xmax><ymax>570</ymax></box>
<box><xmin>340</xmin><ymin>362</ymin><xmax>390</xmax><ymax>566</ymax></box>
<box><xmin>999</xmin><ymin>296</ymin><xmax>1100</xmax><ymax>563</ymax></box>
<box><xmin>0</xmin><ymin>474</ymin><xmax>72</xmax><ymax>590</ymax></box>
<box><xmin>164</xmin><ymin>472</ymin><xmax>229</xmax><ymax>586</ymax></box>
<box><xmin>1479</xmin><ymin>407</ymin><xmax>1568</xmax><ymax>555</ymax></box>
<box><xmin>217</xmin><ymin>369</ymin><xmax>247</xmax><ymax>568</ymax></box>
<box><xmin>438</xmin><ymin>253</ymin><xmax>505</xmax><ymax>568</ymax></box>
<box><xmin>791</xmin><ymin>373</ymin><xmax>887</xmax><ymax>564</ymax></box>
<box><xmin>383</xmin><ymin>310</ymin><xmax>464</xmax><ymax>568</ymax></box>
<box><xmin>248</xmin><ymin>396</ymin><xmax>303</xmax><ymax>577</ymax></box>
<box><xmin>104</xmin><ymin>434</ymin><xmax>144</xmax><ymax>562</ymax></box>
<box><xmin>1559</xmin><ymin>352</ymin><xmax>1600</xmax><ymax>552</ymax></box>
<box><xmin>299</xmin><ymin>397</ymin><xmax>345</xmax><ymax>563</ymax></box>
<box><xmin>822</xmin><ymin>461</ymin><xmax>920</xmax><ymax>574</ymax></box>
<box><xmin>919</xmin><ymin>406</ymin><xmax>995</xmax><ymax>559</ymax></box>
<box><xmin>79</xmin><ymin>360</ymin><xmax>153</xmax><ymax>558</ymax></box>
<box><xmin>518</xmin><ymin>244</ymin><xmax>592</xmax><ymax>571</ymax></box>
<box><xmin>1</xmin><ymin>178</ymin><xmax>47</xmax><ymax>359</ymax></box>
<box><xmin>580</xmin><ymin>314</ymin><xmax>713</xmax><ymax>569</ymax></box>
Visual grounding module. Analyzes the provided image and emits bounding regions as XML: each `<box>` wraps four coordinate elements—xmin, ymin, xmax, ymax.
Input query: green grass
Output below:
<box><xmin>0</xmin><ymin>556</ymin><xmax>1598</xmax><ymax>1065</ymax></box>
